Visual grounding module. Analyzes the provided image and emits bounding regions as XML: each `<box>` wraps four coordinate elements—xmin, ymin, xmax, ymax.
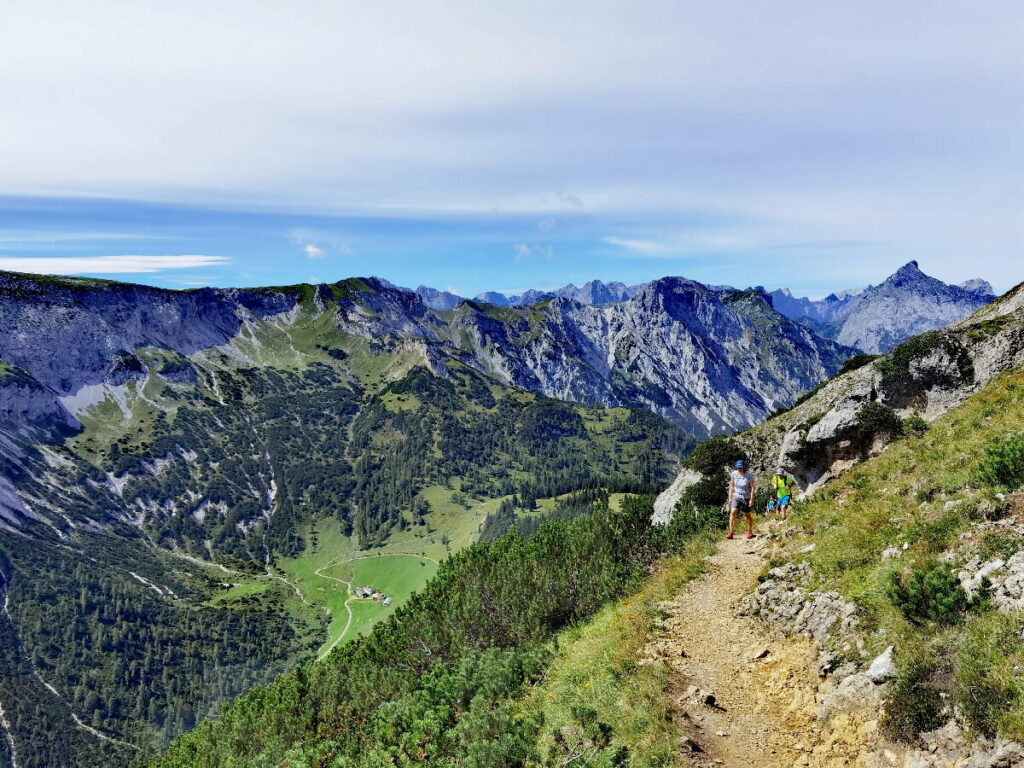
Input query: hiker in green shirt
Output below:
<box><xmin>771</xmin><ymin>467</ymin><xmax>797</xmax><ymax>519</ymax></box>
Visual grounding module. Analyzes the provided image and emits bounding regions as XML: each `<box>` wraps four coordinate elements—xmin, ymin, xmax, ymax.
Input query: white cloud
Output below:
<box><xmin>0</xmin><ymin>231</ymin><xmax>159</xmax><ymax>244</ymax></box>
<box><xmin>0</xmin><ymin>254</ymin><xmax>229</xmax><ymax>274</ymax></box>
<box><xmin>444</xmin><ymin>285</ymin><xmax>462</xmax><ymax>296</ymax></box>
<box><xmin>0</xmin><ymin>1</ymin><xmax>1019</xmax><ymax>280</ymax></box>
<box><xmin>536</xmin><ymin>218</ymin><xmax>556</xmax><ymax>232</ymax></box>
<box><xmin>601</xmin><ymin>237</ymin><xmax>677</xmax><ymax>256</ymax></box>
<box><xmin>304</xmin><ymin>243</ymin><xmax>325</xmax><ymax>259</ymax></box>
<box><xmin>513</xmin><ymin>243</ymin><xmax>532</xmax><ymax>262</ymax></box>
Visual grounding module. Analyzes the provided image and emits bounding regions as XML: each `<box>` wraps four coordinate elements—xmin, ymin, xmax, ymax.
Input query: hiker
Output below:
<box><xmin>726</xmin><ymin>459</ymin><xmax>755</xmax><ymax>539</ymax></box>
<box><xmin>771</xmin><ymin>467</ymin><xmax>797</xmax><ymax>519</ymax></box>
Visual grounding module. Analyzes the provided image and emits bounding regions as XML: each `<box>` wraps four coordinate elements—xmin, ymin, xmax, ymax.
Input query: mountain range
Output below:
<box><xmin>145</xmin><ymin>280</ymin><xmax>1024</xmax><ymax>768</ymax></box>
<box><xmin>768</xmin><ymin>261</ymin><xmax>995</xmax><ymax>352</ymax></box>
<box><xmin>415</xmin><ymin>280</ymin><xmax>644</xmax><ymax>310</ymax></box>
<box><xmin>0</xmin><ymin>264</ymin><xmax>1006</xmax><ymax>766</ymax></box>
<box><xmin>417</xmin><ymin>261</ymin><xmax>994</xmax><ymax>354</ymax></box>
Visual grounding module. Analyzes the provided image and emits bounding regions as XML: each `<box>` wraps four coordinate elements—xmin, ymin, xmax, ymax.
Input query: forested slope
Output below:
<box><xmin>0</xmin><ymin>276</ymin><xmax>690</xmax><ymax>767</ymax></box>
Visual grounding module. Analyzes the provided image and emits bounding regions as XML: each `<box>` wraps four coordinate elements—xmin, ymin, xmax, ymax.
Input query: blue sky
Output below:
<box><xmin>0</xmin><ymin>1</ymin><xmax>1021</xmax><ymax>297</ymax></box>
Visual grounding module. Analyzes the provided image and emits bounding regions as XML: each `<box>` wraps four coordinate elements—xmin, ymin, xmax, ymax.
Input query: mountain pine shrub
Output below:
<box><xmin>856</xmin><ymin>401</ymin><xmax>903</xmax><ymax>434</ymax></box>
<box><xmin>838</xmin><ymin>353</ymin><xmax>881</xmax><ymax>376</ymax></box>
<box><xmin>887</xmin><ymin>561</ymin><xmax>976</xmax><ymax>625</ymax></box>
<box><xmin>900</xmin><ymin>413</ymin><xmax>929</xmax><ymax>437</ymax></box>
<box><xmin>875</xmin><ymin>330</ymin><xmax>974</xmax><ymax>386</ymax></box>
<box><xmin>678</xmin><ymin>435</ymin><xmax>746</xmax><ymax>510</ymax></box>
<box><xmin>976</xmin><ymin>431</ymin><xmax>1024</xmax><ymax>491</ymax></box>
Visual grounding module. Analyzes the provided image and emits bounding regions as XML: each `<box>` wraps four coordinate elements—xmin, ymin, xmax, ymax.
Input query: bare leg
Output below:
<box><xmin>745</xmin><ymin>512</ymin><xmax>754</xmax><ymax>534</ymax></box>
<box><xmin>728</xmin><ymin>507</ymin><xmax>737</xmax><ymax>536</ymax></box>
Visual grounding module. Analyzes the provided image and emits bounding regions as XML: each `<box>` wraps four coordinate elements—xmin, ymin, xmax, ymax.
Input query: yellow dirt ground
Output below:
<box><xmin>644</xmin><ymin>526</ymin><xmax>877</xmax><ymax>767</ymax></box>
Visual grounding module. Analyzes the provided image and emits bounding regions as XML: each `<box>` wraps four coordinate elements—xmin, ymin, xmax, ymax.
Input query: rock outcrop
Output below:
<box><xmin>725</xmin><ymin>281</ymin><xmax>1023</xmax><ymax>495</ymax></box>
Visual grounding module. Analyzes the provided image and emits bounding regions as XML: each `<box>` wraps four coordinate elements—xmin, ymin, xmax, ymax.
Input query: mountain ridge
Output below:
<box><xmin>0</xmin><ymin>271</ymin><xmax>855</xmax><ymax>442</ymax></box>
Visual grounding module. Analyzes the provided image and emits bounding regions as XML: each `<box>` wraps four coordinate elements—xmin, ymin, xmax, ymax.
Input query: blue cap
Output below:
<box><xmin>735</xmin><ymin>460</ymin><xmax>745</xmax><ymax>469</ymax></box>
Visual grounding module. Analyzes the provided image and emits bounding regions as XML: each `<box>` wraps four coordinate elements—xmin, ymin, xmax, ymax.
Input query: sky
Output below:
<box><xmin>0</xmin><ymin>0</ymin><xmax>1021</xmax><ymax>298</ymax></box>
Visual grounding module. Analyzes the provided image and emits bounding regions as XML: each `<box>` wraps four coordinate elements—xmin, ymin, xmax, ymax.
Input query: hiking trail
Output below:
<box><xmin>646</xmin><ymin>525</ymin><xmax>872</xmax><ymax>768</ymax></box>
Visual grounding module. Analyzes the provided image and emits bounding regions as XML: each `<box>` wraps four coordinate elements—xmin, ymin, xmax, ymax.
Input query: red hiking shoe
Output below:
<box><xmin>746</xmin><ymin>531</ymin><xmax>754</xmax><ymax>539</ymax></box>
<box><xmin>726</xmin><ymin>533</ymin><xmax>734</xmax><ymax>539</ymax></box>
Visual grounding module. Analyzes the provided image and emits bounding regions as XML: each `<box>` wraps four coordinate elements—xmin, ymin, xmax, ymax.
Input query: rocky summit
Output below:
<box><xmin>770</xmin><ymin>261</ymin><xmax>995</xmax><ymax>353</ymax></box>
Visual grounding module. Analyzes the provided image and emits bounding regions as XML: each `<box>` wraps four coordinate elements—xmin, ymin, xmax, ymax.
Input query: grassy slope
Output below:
<box><xmin>776</xmin><ymin>367</ymin><xmax>1024</xmax><ymax>739</ymax></box>
<box><xmin>520</xmin><ymin>531</ymin><xmax>717</xmax><ymax>767</ymax></box>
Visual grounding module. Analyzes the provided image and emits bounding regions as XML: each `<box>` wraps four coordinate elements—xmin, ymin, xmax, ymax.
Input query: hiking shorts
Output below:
<box><xmin>731</xmin><ymin>498</ymin><xmax>751</xmax><ymax>513</ymax></box>
<box><xmin>777</xmin><ymin>495</ymin><xmax>792</xmax><ymax>507</ymax></box>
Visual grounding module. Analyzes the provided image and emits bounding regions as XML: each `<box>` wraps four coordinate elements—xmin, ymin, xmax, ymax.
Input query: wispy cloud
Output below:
<box><xmin>556</xmin><ymin>192</ymin><xmax>585</xmax><ymax>209</ymax></box>
<box><xmin>290</xmin><ymin>229</ymin><xmax>351</xmax><ymax>259</ymax></box>
<box><xmin>601</xmin><ymin>236</ymin><xmax>677</xmax><ymax>257</ymax></box>
<box><xmin>0</xmin><ymin>255</ymin><xmax>229</xmax><ymax>275</ymax></box>
<box><xmin>513</xmin><ymin>243</ymin><xmax>532</xmax><ymax>262</ymax></box>
<box><xmin>0</xmin><ymin>231</ymin><xmax>160</xmax><ymax>244</ymax></box>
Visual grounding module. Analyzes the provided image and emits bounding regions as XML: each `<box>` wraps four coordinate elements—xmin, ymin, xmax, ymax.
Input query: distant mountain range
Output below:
<box><xmin>768</xmin><ymin>261</ymin><xmax>994</xmax><ymax>353</ymax></box>
<box><xmin>416</xmin><ymin>279</ymin><xmax>644</xmax><ymax>310</ymax></box>
<box><xmin>417</xmin><ymin>261</ymin><xmax>994</xmax><ymax>354</ymax></box>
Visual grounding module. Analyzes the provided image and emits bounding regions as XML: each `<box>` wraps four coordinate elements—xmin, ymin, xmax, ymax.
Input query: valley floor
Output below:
<box><xmin>647</xmin><ymin>524</ymin><xmax>873</xmax><ymax>768</ymax></box>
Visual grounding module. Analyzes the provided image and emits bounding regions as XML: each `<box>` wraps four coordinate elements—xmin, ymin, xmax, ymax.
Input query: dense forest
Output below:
<box><xmin>147</xmin><ymin>495</ymin><xmax>714</xmax><ymax>767</ymax></box>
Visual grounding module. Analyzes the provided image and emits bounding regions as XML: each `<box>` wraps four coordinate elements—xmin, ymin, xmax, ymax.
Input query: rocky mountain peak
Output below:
<box><xmin>960</xmin><ymin>278</ymin><xmax>995</xmax><ymax>296</ymax></box>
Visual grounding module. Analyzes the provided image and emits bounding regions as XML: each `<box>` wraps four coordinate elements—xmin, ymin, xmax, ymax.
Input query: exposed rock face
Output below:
<box><xmin>960</xmin><ymin>278</ymin><xmax>995</xmax><ymax>296</ymax></box>
<box><xmin>959</xmin><ymin>551</ymin><xmax>1024</xmax><ymax>612</ymax></box>
<box><xmin>0</xmin><ymin>273</ymin><xmax>852</xmax><ymax>442</ymax></box>
<box><xmin>740</xmin><ymin>563</ymin><xmax>860</xmax><ymax>652</ymax></box>
<box><xmin>414</xmin><ymin>285</ymin><xmax>462</xmax><ymax>310</ymax></box>
<box><xmin>472</xmin><ymin>290</ymin><xmax>514</xmax><ymax>306</ymax></box>
<box><xmin>768</xmin><ymin>287</ymin><xmax>857</xmax><ymax>327</ymax></box>
<box><xmin>0</xmin><ymin>271</ymin><xmax>296</xmax><ymax>397</ymax></box>
<box><xmin>438</xmin><ymin>279</ymin><xmax>645</xmax><ymax>308</ymax></box>
<box><xmin>833</xmin><ymin>262</ymin><xmax>994</xmax><ymax>353</ymax></box>
<box><xmin>652</xmin><ymin>468</ymin><xmax>701</xmax><ymax>524</ymax></box>
<box><xmin>0</xmin><ymin>365</ymin><xmax>81</xmax><ymax>443</ymax></box>
<box><xmin>770</xmin><ymin>262</ymin><xmax>994</xmax><ymax>353</ymax></box>
<box><xmin>443</xmin><ymin>278</ymin><xmax>856</xmax><ymax>437</ymax></box>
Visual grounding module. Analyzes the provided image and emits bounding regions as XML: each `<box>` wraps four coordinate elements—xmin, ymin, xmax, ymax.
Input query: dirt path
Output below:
<box><xmin>646</xmin><ymin>528</ymin><xmax>857</xmax><ymax>768</ymax></box>
<box><xmin>314</xmin><ymin>563</ymin><xmax>355</xmax><ymax>661</ymax></box>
